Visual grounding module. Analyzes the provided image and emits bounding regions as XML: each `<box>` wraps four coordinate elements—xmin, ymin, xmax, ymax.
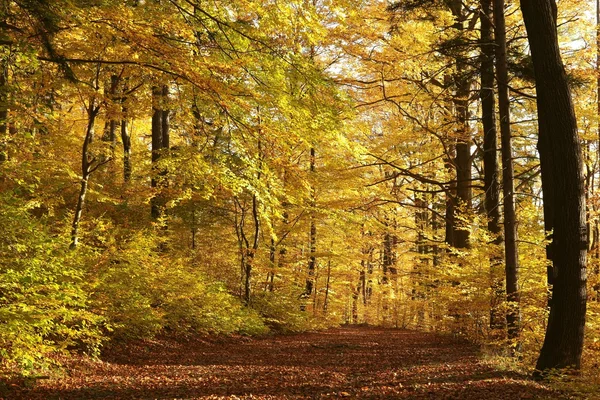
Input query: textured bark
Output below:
<box><xmin>480</xmin><ymin>0</ymin><xmax>505</xmax><ymax>331</ymax></box>
<box><xmin>494</xmin><ymin>0</ymin><xmax>521</xmax><ymax>341</ymax></box>
<box><xmin>520</xmin><ymin>0</ymin><xmax>587</xmax><ymax>374</ymax></box>
<box><xmin>450</xmin><ymin>0</ymin><xmax>472</xmax><ymax>249</ymax></box>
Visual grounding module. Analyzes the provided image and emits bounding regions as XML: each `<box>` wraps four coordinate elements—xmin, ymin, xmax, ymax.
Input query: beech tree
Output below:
<box><xmin>520</xmin><ymin>0</ymin><xmax>588</xmax><ymax>373</ymax></box>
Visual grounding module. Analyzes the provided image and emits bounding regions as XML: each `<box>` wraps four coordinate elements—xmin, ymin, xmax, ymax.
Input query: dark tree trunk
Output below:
<box><xmin>520</xmin><ymin>0</ymin><xmax>587</xmax><ymax>374</ymax></box>
<box><xmin>161</xmin><ymin>85</ymin><xmax>170</xmax><ymax>149</ymax></box>
<box><xmin>305</xmin><ymin>147</ymin><xmax>317</xmax><ymax>296</ymax></box>
<box><xmin>451</xmin><ymin>0</ymin><xmax>472</xmax><ymax>250</ymax></box>
<box><xmin>121</xmin><ymin>96</ymin><xmax>131</xmax><ymax>182</ymax></box>
<box><xmin>494</xmin><ymin>0</ymin><xmax>521</xmax><ymax>341</ymax></box>
<box><xmin>151</xmin><ymin>85</ymin><xmax>169</xmax><ymax>219</ymax></box>
<box><xmin>0</xmin><ymin>57</ymin><xmax>8</xmax><ymax>162</ymax></box>
<box><xmin>480</xmin><ymin>0</ymin><xmax>505</xmax><ymax>331</ymax></box>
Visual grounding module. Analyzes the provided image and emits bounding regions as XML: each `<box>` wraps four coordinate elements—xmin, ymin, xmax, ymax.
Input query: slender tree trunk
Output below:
<box><xmin>323</xmin><ymin>255</ymin><xmax>332</xmax><ymax>313</ymax></box>
<box><xmin>71</xmin><ymin>98</ymin><xmax>101</xmax><ymax>249</ymax></box>
<box><xmin>266</xmin><ymin>237</ymin><xmax>276</xmax><ymax>291</ymax></box>
<box><xmin>595</xmin><ymin>0</ymin><xmax>600</xmax><ymax>300</ymax></box>
<box><xmin>0</xmin><ymin>57</ymin><xmax>8</xmax><ymax>162</ymax></box>
<box><xmin>494</xmin><ymin>0</ymin><xmax>521</xmax><ymax>341</ymax></box>
<box><xmin>481</xmin><ymin>0</ymin><xmax>505</xmax><ymax>331</ymax></box>
<box><xmin>520</xmin><ymin>0</ymin><xmax>587</xmax><ymax>374</ymax></box>
<box><xmin>161</xmin><ymin>85</ymin><xmax>170</xmax><ymax>149</ymax></box>
<box><xmin>102</xmin><ymin>74</ymin><xmax>119</xmax><ymax>156</ymax></box>
<box><xmin>306</xmin><ymin>147</ymin><xmax>317</xmax><ymax>296</ymax></box>
<box><xmin>151</xmin><ymin>86</ymin><xmax>164</xmax><ymax>219</ymax></box>
<box><xmin>121</xmin><ymin>96</ymin><xmax>131</xmax><ymax>182</ymax></box>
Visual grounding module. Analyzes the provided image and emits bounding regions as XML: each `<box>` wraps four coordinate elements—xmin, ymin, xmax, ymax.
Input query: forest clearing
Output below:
<box><xmin>2</xmin><ymin>327</ymin><xmax>568</xmax><ymax>399</ymax></box>
<box><xmin>2</xmin><ymin>0</ymin><xmax>600</xmax><ymax>397</ymax></box>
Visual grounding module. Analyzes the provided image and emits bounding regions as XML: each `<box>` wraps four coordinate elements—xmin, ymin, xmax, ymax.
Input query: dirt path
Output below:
<box><xmin>6</xmin><ymin>327</ymin><xmax>565</xmax><ymax>399</ymax></box>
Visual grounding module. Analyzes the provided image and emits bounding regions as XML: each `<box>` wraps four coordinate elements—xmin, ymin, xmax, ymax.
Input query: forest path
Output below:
<box><xmin>8</xmin><ymin>326</ymin><xmax>565</xmax><ymax>399</ymax></box>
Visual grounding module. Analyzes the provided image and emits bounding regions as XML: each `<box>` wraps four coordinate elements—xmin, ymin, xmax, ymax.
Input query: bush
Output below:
<box><xmin>0</xmin><ymin>195</ymin><xmax>104</xmax><ymax>375</ymax></box>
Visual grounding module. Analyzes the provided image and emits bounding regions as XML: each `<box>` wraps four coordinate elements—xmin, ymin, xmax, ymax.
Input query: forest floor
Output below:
<box><xmin>2</xmin><ymin>326</ymin><xmax>577</xmax><ymax>399</ymax></box>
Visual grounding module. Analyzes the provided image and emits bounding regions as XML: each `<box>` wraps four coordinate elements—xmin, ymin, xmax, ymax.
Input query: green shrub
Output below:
<box><xmin>0</xmin><ymin>195</ymin><xmax>104</xmax><ymax>375</ymax></box>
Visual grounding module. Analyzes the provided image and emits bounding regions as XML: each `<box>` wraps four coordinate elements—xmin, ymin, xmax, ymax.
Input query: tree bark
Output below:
<box><xmin>480</xmin><ymin>0</ymin><xmax>505</xmax><ymax>331</ymax></box>
<box><xmin>451</xmin><ymin>0</ymin><xmax>472</xmax><ymax>250</ymax></box>
<box><xmin>520</xmin><ymin>0</ymin><xmax>587</xmax><ymax>374</ymax></box>
<box><xmin>121</xmin><ymin>95</ymin><xmax>131</xmax><ymax>182</ymax></box>
<box><xmin>494</xmin><ymin>0</ymin><xmax>521</xmax><ymax>341</ymax></box>
<box><xmin>305</xmin><ymin>147</ymin><xmax>317</xmax><ymax>296</ymax></box>
<box><xmin>151</xmin><ymin>85</ymin><xmax>168</xmax><ymax>219</ymax></box>
<box><xmin>70</xmin><ymin>97</ymin><xmax>102</xmax><ymax>249</ymax></box>
<box><xmin>0</xmin><ymin>56</ymin><xmax>8</xmax><ymax>162</ymax></box>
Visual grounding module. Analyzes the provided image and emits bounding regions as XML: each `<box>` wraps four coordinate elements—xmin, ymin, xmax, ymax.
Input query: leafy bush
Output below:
<box><xmin>92</xmin><ymin>231</ymin><xmax>268</xmax><ymax>339</ymax></box>
<box><xmin>0</xmin><ymin>195</ymin><xmax>104</xmax><ymax>375</ymax></box>
<box><xmin>251</xmin><ymin>291</ymin><xmax>314</xmax><ymax>333</ymax></box>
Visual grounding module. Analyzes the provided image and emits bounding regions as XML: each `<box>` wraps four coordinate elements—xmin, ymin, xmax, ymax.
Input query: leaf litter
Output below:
<box><xmin>2</xmin><ymin>326</ymin><xmax>569</xmax><ymax>399</ymax></box>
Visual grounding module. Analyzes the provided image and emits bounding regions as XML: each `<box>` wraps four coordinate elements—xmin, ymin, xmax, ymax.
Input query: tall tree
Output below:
<box><xmin>480</xmin><ymin>0</ymin><xmax>504</xmax><ymax>331</ymax></box>
<box><xmin>520</xmin><ymin>0</ymin><xmax>587</xmax><ymax>374</ymax></box>
<box><xmin>494</xmin><ymin>0</ymin><xmax>520</xmax><ymax>341</ymax></box>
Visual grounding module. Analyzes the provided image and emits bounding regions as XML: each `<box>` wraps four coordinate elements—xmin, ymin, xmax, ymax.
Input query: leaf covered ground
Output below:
<box><xmin>3</xmin><ymin>326</ymin><xmax>570</xmax><ymax>399</ymax></box>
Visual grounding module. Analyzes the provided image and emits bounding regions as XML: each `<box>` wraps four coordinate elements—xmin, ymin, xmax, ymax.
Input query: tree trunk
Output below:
<box><xmin>323</xmin><ymin>256</ymin><xmax>332</xmax><ymax>313</ymax></box>
<box><xmin>306</xmin><ymin>147</ymin><xmax>317</xmax><ymax>296</ymax></box>
<box><xmin>481</xmin><ymin>0</ymin><xmax>505</xmax><ymax>332</ymax></box>
<box><xmin>102</xmin><ymin>74</ymin><xmax>119</xmax><ymax>156</ymax></box>
<box><xmin>0</xmin><ymin>56</ymin><xmax>8</xmax><ymax>162</ymax></box>
<box><xmin>494</xmin><ymin>0</ymin><xmax>521</xmax><ymax>341</ymax></box>
<box><xmin>520</xmin><ymin>0</ymin><xmax>587</xmax><ymax>374</ymax></box>
<box><xmin>451</xmin><ymin>0</ymin><xmax>472</xmax><ymax>250</ymax></box>
<box><xmin>151</xmin><ymin>86</ymin><xmax>164</xmax><ymax>219</ymax></box>
<box><xmin>121</xmin><ymin>96</ymin><xmax>131</xmax><ymax>182</ymax></box>
<box><xmin>70</xmin><ymin>98</ymin><xmax>101</xmax><ymax>249</ymax></box>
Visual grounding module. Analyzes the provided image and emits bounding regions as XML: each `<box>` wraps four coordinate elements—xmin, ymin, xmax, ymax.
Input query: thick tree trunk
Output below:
<box><xmin>494</xmin><ymin>0</ymin><xmax>521</xmax><ymax>341</ymax></box>
<box><xmin>451</xmin><ymin>0</ymin><xmax>472</xmax><ymax>250</ymax></box>
<box><xmin>480</xmin><ymin>0</ymin><xmax>505</xmax><ymax>331</ymax></box>
<box><xmin>520</xmin><ymin>0</ymin><xmax>587</xmax><ymax>374</ymax></box>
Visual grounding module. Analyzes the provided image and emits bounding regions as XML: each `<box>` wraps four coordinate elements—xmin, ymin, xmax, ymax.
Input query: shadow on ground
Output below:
<box><xmin>4</xmin><ymin>327</ymin><xmax>564</xmax><ymax>399</ymax></box>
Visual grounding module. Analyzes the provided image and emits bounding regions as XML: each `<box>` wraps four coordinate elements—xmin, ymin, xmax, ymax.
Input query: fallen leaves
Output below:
<box><xmin>2</xmin><ymin>327</ymin><xmax>566</xmax><ymax>399</ymax></box>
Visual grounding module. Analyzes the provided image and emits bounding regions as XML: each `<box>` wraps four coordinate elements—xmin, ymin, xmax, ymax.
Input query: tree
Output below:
<box><xmin>494</xmin><ymin>0</ymin><xmax>520</xmax><ymax>341</ymax></box>
<box><xmin>480</xmin><ymin>0</ymin><xmax>504</xmax><ymax>332</ymax></box>
<box><xmin>520</xmin><ymin>0</ymin><xmax>588</xmax><ymax>374</ymax></box>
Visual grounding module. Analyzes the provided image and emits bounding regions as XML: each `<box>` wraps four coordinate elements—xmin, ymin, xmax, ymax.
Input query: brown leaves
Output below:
<box><xmin>6</xmin><ymin>327</ymin><xmax>562</xmax><ymax>399</ymax></box>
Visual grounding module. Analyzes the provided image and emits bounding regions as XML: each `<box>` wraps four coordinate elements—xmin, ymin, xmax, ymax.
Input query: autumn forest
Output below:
<box><xmin>1</xmin><ymin>0</ymin><xmax>600</xmax><ymax>396</ymax></box>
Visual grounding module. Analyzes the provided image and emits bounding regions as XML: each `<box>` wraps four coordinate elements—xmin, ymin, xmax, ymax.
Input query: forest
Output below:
<box><xmin>1</xmin><ymin>0</ymin><xmax>599</xmax><ymax>396</ymax></box>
